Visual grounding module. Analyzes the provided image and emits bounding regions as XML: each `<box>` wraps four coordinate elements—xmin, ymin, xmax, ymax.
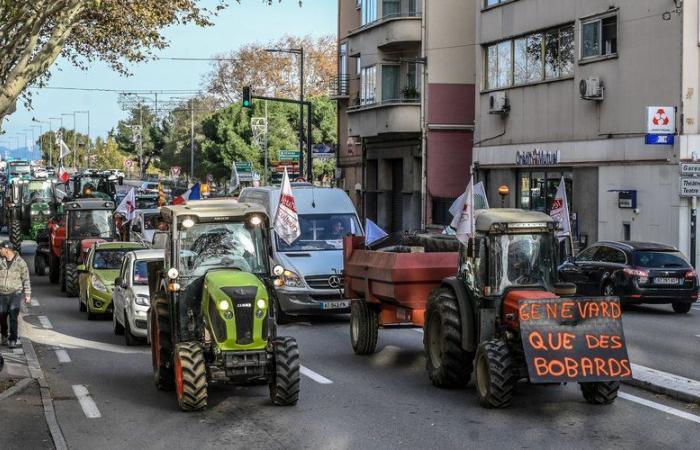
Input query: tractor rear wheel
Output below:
<box><xmin>173</xmin><ymin>342</ymin><xmax>207</xmax><ymax>411</ymax></box>
<box><xmin>49</xmin><ymin>252</ymin><xmax>60</xmax><ymax>284</ymax></box>
<box><xmin>151</xmin><ymin>298</ymin><xmax>174</xmax><ymax>391</ymax></box>
<box><xmin>424</xmin><ymin>287</ymin><xmax>473</xmax><ymax>388</ymax></box>
<box><xmin>9</xmin><ymin>219</ymin><xmax>21</xmax><ymax>249</ymax></box>
<box><xmin>65</xmin><ymin>263</ymin><xmax>79</xmax><ymax>297</ymax></box>
<box><xmin>475</xmin><ymin>339</ymin><xmax>516</xmax><ymax>408</ymax></box>
<box><xmin>34</xmin><ymin>254</ymin><xmax>47</xmax><ymax>276</ymax></box>
<box><xmin>580</xmin><ymin>381</ymin><xmax>619</xmax><ymax>405</ymax></box>
<box><xmin>350</xmin><ymin>300</ymin><xmax>378</xmax><ymax>355</ymax></box>
<box><xmin>269</xmin><ymin>336</ymin><xmax>300</xmax><ymax>406</ymax></box>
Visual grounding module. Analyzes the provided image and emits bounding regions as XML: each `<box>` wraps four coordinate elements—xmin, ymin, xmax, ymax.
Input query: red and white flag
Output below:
<box><xmin>550</xmin><ymin>177</ymin><xmax>571</xmax><ymax>238</ymax></box>
<box><xmin>450</xmin><ymin>177</ymin><xmax>475</xmax><ymax>244</ymax></box>
<box><xmin>274</xmin><ymin>168</ymin><xmax>300</xmax><ymax>245</ymax></box>
<box><xmin>115</xmin><ymin>188</ymin><xmax>137</xmax><ymax>222</ymax></box>
<box><xmin>58</xmin><ymin>166</ymin><xmax>70</xmax><ymax>184</ymax></box>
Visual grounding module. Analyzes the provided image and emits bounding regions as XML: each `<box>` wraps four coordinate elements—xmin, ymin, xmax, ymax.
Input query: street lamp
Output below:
<box><xmin>265</xmin><ymin>47</ymin><xmax>305</xmax><ymax>177</ymax></box>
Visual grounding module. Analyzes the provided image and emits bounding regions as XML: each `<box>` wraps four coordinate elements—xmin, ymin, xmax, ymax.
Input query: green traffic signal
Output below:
<box><xmin>242</xmin><ymin>86</ymin><xmax>252</xmax><ymax>108</ymax></box>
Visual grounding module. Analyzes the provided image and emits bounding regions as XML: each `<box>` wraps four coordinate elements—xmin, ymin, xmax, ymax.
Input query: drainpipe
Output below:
<box><xmin>420</xmin><ymin>0</ymin><xmax>428</xmax><ymax>229</ymax></box>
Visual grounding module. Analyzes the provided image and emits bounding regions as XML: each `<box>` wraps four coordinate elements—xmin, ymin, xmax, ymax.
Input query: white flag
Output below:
<box><xmin>450</xmin><ymin>181</ymin><xmax>489</xmax><ymax>220</ymax></box>
<box><xmin>59</xmin><ymin>138</ymin><xmax>71</xmax><ymax>158</ymax></box>
<box><xmin>228</xmin><ymin>161</ymin><xmax>240</xmax><ymax>194</ymax></box>
<box><xmin>273</xmin><ymin>168</ymin><xmax>301</xmax><ymax>245</ymax></box>
<box><xmin>450</xmin><ymin>178</ymin><xmax>475</xmax><ymax>244</ymax></box>
<box><xmin>550</xmin><ymin>177</ymin><xmax>571</xmax><ymax>238</ymax></box>
<box><xmin>115</xmin><ymin>188</ymin><xmax>137</xmax><ymax>222</ymax></box>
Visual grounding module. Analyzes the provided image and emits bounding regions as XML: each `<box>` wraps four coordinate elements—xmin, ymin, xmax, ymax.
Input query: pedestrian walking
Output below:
<box><xmin>0</xmin><ymin>242</ymin><xmax>31</xmax><ymax>348</ymax></box>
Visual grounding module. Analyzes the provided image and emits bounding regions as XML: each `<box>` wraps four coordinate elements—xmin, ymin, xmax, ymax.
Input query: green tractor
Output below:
<box><xmin>4</xmin><ymin>178</ymin><xmax>54</xmax><ymax>248</ymax></box>
<box><xmin>148</xmin><ymin>201</ymin><xmax>301</xmax><ymax>411</ymax></box>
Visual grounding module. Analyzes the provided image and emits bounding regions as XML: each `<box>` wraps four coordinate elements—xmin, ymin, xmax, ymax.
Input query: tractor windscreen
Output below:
<box><xmin>67</xmin><ymin>210</ymin><xmax>113</xmax><ymax>239</ymax></box>
<box><xmin>178</xmin><ymin>222</ymin><xmax>267</xmax><ymax>277</ymax></box>
<box><xmin>9</xmin><ymin>163</ymin><xmax>30</xmax><ymax>176</ymax></box>
<box><xmin>492</xmin><ymin>233</ymin><xmax>556</xmax><ymax>294</ymax></box>
<box><xmin>23</xmin><ymin>181</ymin><xmax>52</xmax><ymax>202</ymax></box>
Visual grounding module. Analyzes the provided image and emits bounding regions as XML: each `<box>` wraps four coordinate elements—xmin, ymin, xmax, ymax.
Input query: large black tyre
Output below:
<box><xmin>580</xmin><ymin>381</ymin><xmax>619</xmax><ymax>405</ymax></box>
<box><xmin>65</xmin><ymin>263</ymin><xmax>79</xmax><ymax>297</ymax></box>
<box><xmin>424</xmin><ymin>287</ymin><xmax>474</xmax><ymax>388</ymax></box>
<box><xmin>174</xmin><ymin>342</ymin><xmax>208</xmax><ymax>411</ymax></box>
<box><xmin>151</xmin><ymin>298</ymin><xmax>174</xmax><ymax>391</ymax></box>
<box><xmin>672</xmin><ymin>302</ymin><xmax>692</xmax><ymax>314</ymax></box>
<box><xmin>34</xmin><ymin>254</ymin><xmax>47</xmax><ymax>276</ymax></box>
<box><xmin>49</xmin><ymin>252</ymin><xmax>60</xmax><ymax>284</ymax></box>
<box><xmin>269</xmin><ymin>336</ymin><xmax>300</xmax><ymax>406</ymax></box>
<box><xmin>475</xmin><ymin>339</ymin><xmax>516</xmax><ymax>409</ymax></box>
<box><xmin>125</xmin><ymin>317</ymin><xmax>140</xmax><ymax>346</ymax></box>
<box><xmin>9</xmin><ymin>219</ymin><xmax>21</xmax><ymax>249</ymax></box>
<box><xmin>350</xmin><ymin>300</ymin><xmax>379</xmax><ymax>355</ymax></box>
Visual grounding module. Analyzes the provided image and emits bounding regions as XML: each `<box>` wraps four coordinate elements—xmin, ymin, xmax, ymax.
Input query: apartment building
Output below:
<box><xmin>334</xmin><ymin>0</ymin><xmax>475</xmax><ymax>232</ymax></box>
<box><xmin>474</xmin><ymin>0</ymin><xmax>700</xmax><ymax>259</ymax></box>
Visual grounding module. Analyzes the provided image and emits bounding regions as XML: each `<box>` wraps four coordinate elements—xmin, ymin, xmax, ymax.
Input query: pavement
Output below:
<box><xmin>3</xmin><ymin>240</ymin><xmax>700</xmax><ymax>448</ymax></box>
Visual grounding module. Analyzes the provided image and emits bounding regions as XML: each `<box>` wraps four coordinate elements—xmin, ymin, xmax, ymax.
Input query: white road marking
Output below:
<box><xmin>412</xmin><ymin>328</ymin><xmax>424</xmax><ymax>334</ymax></box>
<box><xmin>300</xmin><ymin>366</ymin><xmax>333</xmax><ymax>384</ymax></box>
<box><xmin>72</xmin><ymin>385</ymin><xmax>101</xmax><ymax>419</ymax></box>
<box><xmin>30</xmin><ymin>299</ymin><xmax>39</xmax><ymax>307</ymax></box>
<box><xmin>38</xmin><ymin>316</ymin><xmax>53</xmax><ymax>329</ymax></box>
<box><xmin>619</xmin><ymin>392</ymin><xmax>700</xmax><ymax>424</ymax></box>
<box><xmin>631</xmin><ymin>363</ymin><xmax>700</xmax><ymax>400</ymax></box>
<box><xmin>55</xmin><ymin>348</ymin><xmax>71</xmax><ymax>364</ymax></box>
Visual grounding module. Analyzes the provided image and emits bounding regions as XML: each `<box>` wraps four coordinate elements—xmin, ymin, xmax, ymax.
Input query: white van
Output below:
<box><xmin>239</xmin><ymin>184</ymin><xmax>363</xmax><ymax>321</ymax></box>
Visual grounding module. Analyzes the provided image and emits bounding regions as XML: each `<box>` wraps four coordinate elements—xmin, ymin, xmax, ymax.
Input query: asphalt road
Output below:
<box><xmin>5</xmin><ymin>246</ymin><xmax>694</xmax><ymax>449</ymax></box>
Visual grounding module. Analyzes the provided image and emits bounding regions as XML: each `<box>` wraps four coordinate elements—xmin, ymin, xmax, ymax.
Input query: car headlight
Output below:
<box><xmin>135</xmin><ymin>294</ymin><xmax>150</xmax><ymax>306</ymax></box>
<box><xmin>282</xmin><ymin>270</ymin><xmax>304</xmax><ymax>288</ymax></box>
<box><xmin>91</xmin><ymin>275</ymin><xmax>107</xmax><ymax>292</ymax></box>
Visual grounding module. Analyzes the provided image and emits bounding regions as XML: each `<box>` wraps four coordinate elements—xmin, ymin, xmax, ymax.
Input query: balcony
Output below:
<box><xmin>347</xmin><ymin>97</ymin><xmax>420</xmax><ymax>137</ymax></box>
<box><xmin>348</xmin><ymin>12</ymin><xmax>422</xmax><ymax>57</ymax></box>
<box><xmin>329</xmin><ymin>75</ymin><xmax>351</xmax><ymax>100</ymax></box>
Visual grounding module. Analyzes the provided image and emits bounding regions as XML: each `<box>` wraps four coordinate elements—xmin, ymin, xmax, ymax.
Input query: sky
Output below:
<box><xmin>0</xmin><ymin>0</ymin><xmax>337</xmax><ymax>160</ymax></box>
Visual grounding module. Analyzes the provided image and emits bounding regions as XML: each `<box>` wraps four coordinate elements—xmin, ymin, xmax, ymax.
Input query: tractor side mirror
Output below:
<box><xmin>131</xmin><ymin>223</ymin><xmax>140</xmax><ymax>233</ymax></box>
<box><xmin>152</xmin><ymin>231</ymin><xmax>168</xmax><ymax>249</ymax></box>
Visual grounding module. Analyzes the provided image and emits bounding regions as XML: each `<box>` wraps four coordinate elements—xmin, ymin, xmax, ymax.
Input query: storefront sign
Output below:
<box><xmin>515</xmin><ymin>149</ymin><xmax>560</xmax><ymax>166</ymax></box>
<box><xmin>645</xmin><ymin>134</ymin><xmax>674</xmax><ymax>145</ymax></box>
<box><xmin>680</xmin><ymin>162</ymin><xmax>700</xmax><ymax>175</ymax></box>
<box><xmin>680</xmin><ymin>177</ymin><xmax>700</xmax><ymax>197</ymax></box>
<box><xmin>519</xmin><ymin>297</ymin><xmax>632</xmax><ymax>383</ymax></box>
<box><xmin>646</xmin><ymin>106</ymin><xmax>675</xmax><ymax>134</ymax></box>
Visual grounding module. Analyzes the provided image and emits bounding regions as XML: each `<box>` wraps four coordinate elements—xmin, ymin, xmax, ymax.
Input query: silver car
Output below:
<box><xmin>112</xmin><ymin>249</ymin><xmax>164</xmax><ymax>345</ymax></box>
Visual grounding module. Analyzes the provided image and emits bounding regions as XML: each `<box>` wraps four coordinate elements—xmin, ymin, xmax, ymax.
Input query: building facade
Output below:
<box><xmin>334</xmin><ymin>0</ymin><xmax>475</xmax><ymax>232</ymax></box>
<box><xmin>474</xmin><ymin>0</ymin><xmax>700</xmax><ymax>260</ymax></box>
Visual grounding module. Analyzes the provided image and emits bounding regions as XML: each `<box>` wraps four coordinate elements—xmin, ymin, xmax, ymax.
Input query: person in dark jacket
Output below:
<box><xmin>0</xmin><ymin>241</ymin><xmax>31</xmax><ymax>348</ymax></box>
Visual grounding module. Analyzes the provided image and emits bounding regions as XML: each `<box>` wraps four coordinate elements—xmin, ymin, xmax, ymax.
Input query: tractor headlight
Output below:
<box><xmin>181</xmin><ymin>218</ymin><xmax>195</xmax><ymax>229</ymax></box>
<box><xmin>218</xmin><ymin>300</ymin><xmax>231</xmax><ymax>311</ymax></box>
<box><xmin>167</xmin><ymin>268</ymin><xmax>179</xmax><ymax>279</ymax></box>
<box><xmin>91</xmin><ymin>275</ymin><xmax>107</xmax><ymax>292</ymax></box>
<box><xmin>134</xmin><ymin>294</ymin><xmax>150</xmax><ymax>306</ymax></box>
<box><xmin>272</xmin><ymin>265</ymin><xmax>284</xmax><ymax>276</ymax></box>
<box><xmin>256</xmin><ymin>298</ymin><xmax>267</xmax><ymax>309</ymax></box>
<box><xmin>249</xmin><ymin>215</ymin><xmax>262</xmax><ymax>226</ymax></box>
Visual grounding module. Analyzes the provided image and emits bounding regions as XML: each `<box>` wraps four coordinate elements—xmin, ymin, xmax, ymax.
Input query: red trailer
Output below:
<box><xmin>343</xmin><ymin>236</ymin><xmax>459</xmax><ymax>354</ymax></box>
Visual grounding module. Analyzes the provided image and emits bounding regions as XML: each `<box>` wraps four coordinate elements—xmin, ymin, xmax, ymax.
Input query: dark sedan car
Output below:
<box><xmin>559</xmin><ymin>241</ymin><xmax>698</xmax><ymax>313</ymax></box>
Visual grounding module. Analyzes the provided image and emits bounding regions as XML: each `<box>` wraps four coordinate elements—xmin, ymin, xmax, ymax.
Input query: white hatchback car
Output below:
<box><xmin>112</xmin><ymin>249</ymin><xmax>164</xmax><ymax>345</ymax></box>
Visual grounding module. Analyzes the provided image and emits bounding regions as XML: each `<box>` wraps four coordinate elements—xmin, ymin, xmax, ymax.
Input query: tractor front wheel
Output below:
<box><xmin>269</xmin><ymin>336</ymin><xmax>300</xmax><ymax>406</ymax></box>
<box><xmin>174</xmin><ymin>342</ymin><xmax>208</xmax><ymax>411</ymax></box>
<box><xmin>65</xmin><ymin>264</ymin><xmax>79</xmax><ymax>297</ymax></box>
<box><xmin>424</xmin><ymin>287</ymin><xmax>474</xmax><ymax>388</ymax></box>
<box><xmin>475</xmin><ymin>339</ymin><xmax>516</xmax><ymax>408</ymax></box>
<box><xmin>34</xmin><ymin>254</ymin><xmax>47</xmax><ymax>276</ymax></box>
<box><xmin>350</xmin><ymin>300</ymin><xmax>378</xmax><ymax>355</ymax></box>
<box><xmin>150</xmin><ymin>298</ymin><xmax>174</xmax><ymax>391</ymax></box>
<box><xmin>9</xmin><ymin>219</ymin><xmax>21</xmax><ymax>250</ymax></box>
<box><xmin>49</xmin><ymin>252</ymin><xmax>60</xmax><ymax>284</ymax></box>
<box><xmin>580</xmin><ymin>381</ymin><xmax>619</xmax><ymax>405</ymax></box>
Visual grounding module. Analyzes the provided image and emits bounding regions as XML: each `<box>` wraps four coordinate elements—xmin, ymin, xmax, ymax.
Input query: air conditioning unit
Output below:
<box><xmin>580</xmin><ymin>77</ymin><xmax>604</xmax><ymax>101</ymax></box>
<box><xmin>488</xmin><ymin>91</ymin><xmax>509</xmax><ymax>115</ymax></box>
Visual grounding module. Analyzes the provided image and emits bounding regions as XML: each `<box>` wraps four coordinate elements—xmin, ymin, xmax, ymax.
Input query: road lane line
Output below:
<box><xmin>38</xmin><ymin>316</ymin><xmax>53</xmax><ymax>329</ymax></box>
<box><xmin>72</xmin><ymin>385</ymin><xmax>101</xmax><ymax>419</ymax></box>
<box><xmin>54</xmin><ymin>348</ymin><xmax>71</xmax><ymax>364</ymax></box>
<box><xmin>300</xmin><ymin>366</ymin><xmax>333</xmax><ymax>384</ymax></box>
<box><xmin>619</xmin><ymin>392</ymin><xmax>700</xmax><ymax>424</ymax></box>
<box><xmin>30</xmin><ymin>299</ymin><xmax>40</xmax><ymax>307</ymax></box>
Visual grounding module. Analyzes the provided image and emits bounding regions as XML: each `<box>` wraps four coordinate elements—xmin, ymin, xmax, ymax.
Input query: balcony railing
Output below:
<box><xmin>329</xmin><ymin>75</ymin><xmax>351</xmax><ymax>99</ymax></box>
<box><xmin>347</xmin><ymin>93</ymin><xmax>420</xmax><ymax>112</ymax></box>
<box><xmin>350</xmin><ymin>11</ymin><xmax>422</xmax><ymax>36</ymax></box>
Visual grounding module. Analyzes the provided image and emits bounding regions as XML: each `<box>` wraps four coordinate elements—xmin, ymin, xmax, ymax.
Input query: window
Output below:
<box><xmin>360</xmin><ymin>66</ymin><xmax>376</xmax><ymax>105</ymax></box>
<box><xmin>339</xmin><ymin>43</ymin><xmax>348</xmax><ymax>79</ymax></box>
<box><xmin>518</xmin><ymin>170</ymin><xmax>573</xmax><ymax>213</ymax></box>
<box><xmin>406</xmin><ymin>62</ymin><xmax>419</xmax><ymax>92</ymax></box>
<box><xmin>361</xmin><ymin>0</ymin><xmax>377</xmax><ymax>25</ymax></box>
<box><xmin>596</xmin><ymin>247</ymin><xmax>626</xmax><ymax>264</ymax></box>
<box><xmin>432</xmin><ymin>198</ymin><xmax>457</xmax><ymax>226</ymax></box>
<box><xmin>355</xmin><ymin>56</ymin><xmax>362</xmax><ymax>75</ymax></box>
<box><xmin>383</xmin><ymin>0</ymin><xmax>400</xmax><ymax>17</ymax></box>
<box><xmin>576</xmin><ymin>246</ymin><xmax>599</xmax><ymax>262</ymax></box>
<box><xmin>484</xmin><ymin>0</ymin><xmax>509</xmax><ymax>7</ymax></box>
<box><xmin>581</xmin><ymin>14</ymin><xmax>617</xmax><ymax>60</ymax></box>
<box><xmin>485</xmin><ymin>24</ymin><xmax>574</xmax><ymax>90</ymax></box>
<box><xmin>382</xmin><ymin>65</ymin><xmax>400</xmax><ymax>101</ymax></box>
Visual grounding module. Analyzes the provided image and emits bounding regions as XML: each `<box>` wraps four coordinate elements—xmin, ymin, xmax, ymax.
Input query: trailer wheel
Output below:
<box><xmin>350</xmin><ymin>300</ymin><xmax>378</xmax><ymax>355</ymax></box>
<box><xmin>269</xmin><ymin>336</ymin><xmax>300</xmax><ymax>406</ymax></box>
<box><xmin>49</xmin><ymin>252</ymin><xmax>60</xmax><ymax>284</ymax></box>
<box><xmin>475</xmin><ymin>339</ymin><xmax>516</xmax><ymax>408</ymax></box>
<box><xmin>580</xmin><ymin>381</ymin><xmax>619</xmax><ymax>405</ymax></box>
<box><xmin>424</xmin><ymin>287</ymin><xmax>473</xmax><ymax>388</ymax></box>
<box><xmin>174</xmin><ymin>342</ymin><xmax>207</xmax><ymax>411</ymax></box>
<box><xmin>151</xmin><ymin>297</ymin><xmax>174</xmax><ymax>391</ymax></box>
<box><xmin>65</xmin><ymin>263</ymin><xmax>79</xmax><ymax>297</ymax></box>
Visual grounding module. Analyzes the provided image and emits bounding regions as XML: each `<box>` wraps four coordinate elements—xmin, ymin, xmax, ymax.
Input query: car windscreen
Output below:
<box><xmin>133</xmin><ymin>260</ymin><xmax>153</xmax><ymax>285</ymax></box>
<box><xmin>93</xmin><ymin>250</ymin><xmax>129</xmax><ymax>270</ymax></box>
<box><xmin>276</xmin><ymin>213</ymin><xmax>362</xmax><ymax>252</ymax></box>
<box><xmin>634</xmin><ymin>251</ymin><xmax>690</xmax><ymax>269</ymax></box>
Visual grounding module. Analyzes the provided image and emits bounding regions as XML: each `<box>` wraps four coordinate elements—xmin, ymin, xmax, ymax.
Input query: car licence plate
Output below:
<box><xmin>321</xmin><ymin>300</ymin><xmax>350</xmax><ymax>310</ymax></box>
<box><xmin>654</xmin><ymin>277</ymin><xmax>680</xmax><ymax>285</ymax></box>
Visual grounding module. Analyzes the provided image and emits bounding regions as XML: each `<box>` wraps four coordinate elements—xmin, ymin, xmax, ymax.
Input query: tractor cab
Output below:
<box><xmin>20</xmin><ymin>179</ymin><xmax>53</xmax><ymax>241</ymax></box>
<box><xmin>69</xmin><ymin>173</ymin><xmax>117</xmax><ymax>201</ymax></box>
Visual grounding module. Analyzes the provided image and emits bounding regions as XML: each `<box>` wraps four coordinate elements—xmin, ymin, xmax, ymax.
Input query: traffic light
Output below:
<box><xmin>242</xmin><ymin>86</ymin><xmax>252</xmax><ymax>108</ymax></box>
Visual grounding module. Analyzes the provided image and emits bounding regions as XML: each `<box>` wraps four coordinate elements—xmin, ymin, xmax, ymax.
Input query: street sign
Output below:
<box><xmin>279</xmin><ymin>150</ymin><xmax>300</xmax><ymax>161</ymax></box>
<box><xmin>646</xmin><ymin>106</ymin><xmax>676</xmax><ymax>134</ymax></box>
<box><xmin>124</xmin><ymin>159</ymin><xmax>133</xmax><ymax>169</ymax></box>
<box><xmin>171</xmin><ymin>166</ymin><xmax>181</xmax><ymax>177</ymax></box>
<box><xmin>681</xmin><ymin>162</ymin><xmax>700</xmax><ymax>175</ymax></box>
<box><xmin>235</xmin><ymin>162</ymin><xmax>253</xmax><ymax>172</ymax></box>
<box><xmin>645</xmin><ymin>134</ymin><xmax>674</xmax><ymax>145</ymax></box>
<box><xmin>680</xmin><ymin>177</ymin><xmax>700</xmax><ymax>197</ymax></box>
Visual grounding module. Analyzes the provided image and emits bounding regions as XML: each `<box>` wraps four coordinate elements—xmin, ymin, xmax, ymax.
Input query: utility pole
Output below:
<box><xmin>190</xmin><ymin>99</ymin><xmax>195</xmax><ymax>181</ymax></box>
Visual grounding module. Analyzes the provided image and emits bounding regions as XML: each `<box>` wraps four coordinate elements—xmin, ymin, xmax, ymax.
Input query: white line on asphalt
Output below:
<box><xmin>300</xmin><ymin>366</ymin><xmax>333</xmax><ymax>384</ymax></box>
<box><xmin>38</xmin><ymin>316</ymin><xmax>53</xmax><ymax>329</ymax></box>
<box><xmin>619</xmin><ymin>392</ymin><xmax>700</xmax><ymax>424</ymax></box>
<box><xmin>30</xmin><ymin>299</ymin><xmax>39</xmax><ymax>307</ymax></box>
<box><xmin>72</xmin><ymin>385</ymin><xmax>101</xmax><ymax>419</ymax></box>
<box><xmin>55</xmin><ymin>349</ymin><xmax>71</xmax><ymax>364</ymax></box>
